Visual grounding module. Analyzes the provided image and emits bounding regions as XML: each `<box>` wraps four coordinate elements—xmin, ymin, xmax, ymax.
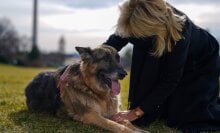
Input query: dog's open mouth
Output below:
<box><xmin>107</xmin><ymin>78</ymin><xmax>121</xmax><ymax>95</ymax></box>
<box><xmin>103</xmin><ymin>76</ymin><xmax>120</xmax><ymax>95</ymax></box>
<box><xmin>111</xmin><ymin>80</ymin><xmax>120</xmax><ymax>95</ymax></box>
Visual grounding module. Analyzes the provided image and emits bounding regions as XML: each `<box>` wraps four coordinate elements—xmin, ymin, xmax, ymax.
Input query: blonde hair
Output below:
<box><xmin>115</xmin><ymin>0</ymin><xmax>186</xmax><ymax>57</ymax></box>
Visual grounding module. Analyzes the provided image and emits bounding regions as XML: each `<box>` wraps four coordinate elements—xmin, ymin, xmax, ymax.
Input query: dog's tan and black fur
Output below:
<box><xmin>25</xmin><ymin>45</ymin><xmax>148</xmax><ymax>133</ymax></box>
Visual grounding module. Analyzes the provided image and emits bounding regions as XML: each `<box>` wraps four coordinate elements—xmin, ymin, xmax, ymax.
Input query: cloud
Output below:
<box><xmin>40</xmin><ymin>7</ymin><xmax>119</xmax><ymax>32</ymax></box>
<box><xmin>168</xmin><ymin>0</ymin><xmax>220</xmax><ymax>5</ymax></box>
<box><xmin>0</xmin><ymin>0</ymin><xmax>219</xmax><ymax>53</ymax></box>
<box><xmin>39</xmin><ymin>2</ymin><xmax>75</xmax><ymax>15</ymax></box>
<box><xmin>44</xmin><ymin>0</ymin><xmax>122</xmax><ymax>9</ymax></box>
<box><xmin>39</xmin><ymin>6</ymin><xmax>119</xmax><ymax>53</ymax></box>
<box><xmin>171</xmin><ymin>4</ymin><xmax>220</xmax><ymax>37</ymax></box>
<box><xmin>0</xmin><ymin>0</ymin><xmax>32</xmax><ymax>35</ymax></box>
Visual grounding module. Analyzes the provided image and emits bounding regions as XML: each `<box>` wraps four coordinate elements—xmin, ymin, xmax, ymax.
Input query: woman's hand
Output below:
<box><xmin>111</xmin><ymin>107</ymin><xmax>144</xmax><ymax>122</ymax></box>
<box><xmin>111</xmin><ymin>110</ymin><xmax>137</xmax><ymax>122</ymax></box>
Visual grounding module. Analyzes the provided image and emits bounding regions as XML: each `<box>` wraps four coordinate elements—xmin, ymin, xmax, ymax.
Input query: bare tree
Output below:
<box><xmin>18</xmin><ymin>35</ymin><xmax>31</xmax><ymax>53</ymax></box>
<box><xmin>0</xmin><ymin>18</ymin><xmax>19</xmax><ymax>63</ymax></box>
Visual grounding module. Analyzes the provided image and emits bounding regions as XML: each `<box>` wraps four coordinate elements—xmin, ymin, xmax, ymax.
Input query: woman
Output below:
<box><xmin>104</xmin><ymin>0</ymin><xmax>220</xmax><ymax>132</ymax></box>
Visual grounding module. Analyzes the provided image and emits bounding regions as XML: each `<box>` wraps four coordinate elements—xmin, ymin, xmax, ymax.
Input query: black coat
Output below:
<box><xmin>104</xmin><ymin>9</ymin><xmax>220</xmax><ymax>131</ymax></box>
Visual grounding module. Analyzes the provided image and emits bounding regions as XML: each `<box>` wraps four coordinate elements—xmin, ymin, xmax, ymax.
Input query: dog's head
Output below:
<box><xmin>75</xmin><ymin>45</ymin><xmax>127</xmax><ymax>95</ymax></box>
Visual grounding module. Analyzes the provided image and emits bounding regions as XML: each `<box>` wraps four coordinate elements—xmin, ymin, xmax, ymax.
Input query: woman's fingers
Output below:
<box><xmin>111</xmin><ymin>113</ymin><xmax>121</xmax><ymax>121</ymax></box>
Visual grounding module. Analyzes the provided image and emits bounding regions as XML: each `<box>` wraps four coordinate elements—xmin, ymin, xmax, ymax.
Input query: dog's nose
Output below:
<box><xmin>117</xmin><ymin>69</ymin><xmax>127</xmax><ymax>79</ymax></box>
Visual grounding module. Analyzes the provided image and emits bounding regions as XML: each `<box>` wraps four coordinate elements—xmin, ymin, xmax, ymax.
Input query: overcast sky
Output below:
<box><xmin>0</xmin><ymin>0</ymin><xmax>219</xmax><ymax>53</ymax></box>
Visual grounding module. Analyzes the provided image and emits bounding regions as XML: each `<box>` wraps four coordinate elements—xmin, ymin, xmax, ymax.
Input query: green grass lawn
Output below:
<box><xmin>0</xmin><ymin>64</ymin><xmax>178</xmax><ymax>133</ymax></box>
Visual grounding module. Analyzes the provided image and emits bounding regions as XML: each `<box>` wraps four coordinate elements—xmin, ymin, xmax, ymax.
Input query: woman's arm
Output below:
<box><xmin>103</xmin><ymin>34</ymin><xmax>129</xmax><ymax>51</ymax></box>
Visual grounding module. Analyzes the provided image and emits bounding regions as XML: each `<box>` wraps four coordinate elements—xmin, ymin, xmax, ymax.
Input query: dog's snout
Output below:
<box><xmin>117</xmin><ymin>69</ymin><xmax>127</xmax><ymax>79</ymax></box>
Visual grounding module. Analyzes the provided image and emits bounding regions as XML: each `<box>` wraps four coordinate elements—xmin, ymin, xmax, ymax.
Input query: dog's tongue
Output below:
<box><xmin>111</xmin><ymin>80</ymin><xmax>120</xmax><ymax>95</ymax></box>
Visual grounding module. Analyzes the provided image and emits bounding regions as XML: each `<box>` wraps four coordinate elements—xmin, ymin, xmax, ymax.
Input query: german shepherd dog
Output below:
<box><xmin>25</xmin><ymin>45</ymin><xmax>148</xmax><ymax>133</ymax></box>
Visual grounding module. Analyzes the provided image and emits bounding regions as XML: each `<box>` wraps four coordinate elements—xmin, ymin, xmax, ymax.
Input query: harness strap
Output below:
<box><xmin>57</xmin><ymin>65</ymin><xmax>72</xmax><ymax>94</ymax></box>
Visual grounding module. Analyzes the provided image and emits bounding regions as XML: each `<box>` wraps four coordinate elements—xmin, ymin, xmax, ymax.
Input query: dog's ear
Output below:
<box><xmin>75</xmin><ymin>47</ymin><xmax>93</xmax><ymax>60</ymax></box>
